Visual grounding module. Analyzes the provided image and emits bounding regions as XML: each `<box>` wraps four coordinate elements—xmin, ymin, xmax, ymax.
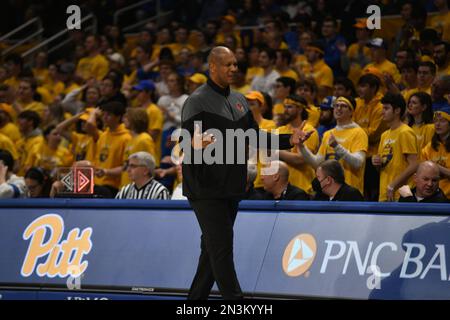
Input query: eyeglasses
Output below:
<box><xmin>318</xmin><ymin>176</ymin><xmax>329</xmax><ymax>185</ymax></box>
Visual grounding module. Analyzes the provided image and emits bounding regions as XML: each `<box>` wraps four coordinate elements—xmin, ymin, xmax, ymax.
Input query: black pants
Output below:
<box><xmin>187</xmin><ymin>198</ymin><xmax>243</xmax><ymax>300</ymax></box>
<box><xmin>364</xmin><ymin>157</ymin><xmax>380</xmax><ymax>202</ymax></box>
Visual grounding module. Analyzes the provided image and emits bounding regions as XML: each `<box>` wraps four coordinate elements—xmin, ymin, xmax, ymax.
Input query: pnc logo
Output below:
<box><xmin>282</xmin><ymin>234</ymin><xmax>317</xmax><ymax>277</ymax></box>
<box><xmin>21</xmin><ymin>214</ymin><xmax>93</xmax><ymax>278</ymax></box>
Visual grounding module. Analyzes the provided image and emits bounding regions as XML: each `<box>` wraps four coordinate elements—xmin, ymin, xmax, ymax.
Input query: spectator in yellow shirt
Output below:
<box><xmin>421</xmin><ymin>108</ymin><xmax>450</xmax><ymax>198</ymax></box>
<box><xmin>76</xmin><ymin>34</ymin><xmax>110</xmax><ymax>81</ymax></box>
<box><xmin>132</xmin><ymin>80</ymin><xmax>164</xmax><ymax>166</ymax></box>
<box><xmin>298</xmin><ymin>96</ymin><xmax>368</xmax><ymax>195</ymax></box>
<box><xmin>3</xmin><ymin>53</ymin><xmax>23</xmax><ymax>93</ymax></box>
<box><xmin>433</xmin><ymin>41</ymin><xmax>450</xmax><ymax>77</ymax></box>
<box><xmin>30</xmin><ymin>125</ymin><xmax>73</xmax><ymax>177</ymax></box>
<box><xmin>0</xmin><ymin>103</ymin><xmax>20</xmax><ymax>143</ymax></box>
<box><xmin>121</xmin><ymin>107</ymin><xmax>156</xmax><ymax>187</ymax></box>
<box><xmin>94</xmin><ymin>102</ymin><xmax>132</xmax><ymax>196</ymax></box>
<box><xmin>406</xmin><ymin>92</ymin><xmax>435</xmax><ymax>156</ymax></box>
<box><xmin>364</xmin><ymin>38</ymin><xmax>401</xmax><ymax>84</ymax></box>
<box><xmin>373</xmin><ymin>93</ymin><xmax>418</xmax><ymax>201</ymax></box>
<box><xmin>301</xmin><ymin>41</ymin><xmax>334</xmax><ymax>100</ymax></box>
<box><xmin>339</xmin><ymin>18</ymin><xmax>373</xmax><ymax>86</ymax></box>
<box><xmin>296</xmin><ymin>80</ymin><xmax>321</xmax><ymax>128</ymax></box>
<box><xmin>277</xmin><ymin>94</ymin><xmax>320</xmax><ymax>194</ymax></box>
<box><xmin>427</xmin><ymin>0</ymin><xmax>450</xmax><ymax>42</ymax></box>
<box><xmin>215</xmin><ymin>15</ymin><xmax>242</xmax><ymax>48</ymax></box>
<box><xmin>55</xmin><ymin>109</ymin><xmax>100</xmax><ymax>163</ymax></box>
<box><xmin>272</xmin><ymin>77</ymin><xmax>296</xmax><ymax>126</ymax></box>
<box><xmin>275</xmin><ymin>49</ymin><xmax>299</xmax><ymax>81</ymax></box>
<box><xmin>333</xmin><ymin>77</ymin><xmax>357</xmax><ymax>98</ymax></box>
<box><xmin>12</xmin><ymin>78</ymin><xmax>47</xmax><ymax>120</ymax></box>
<box><xmin>231</xmin><ymin>62</ymin><xmax>251</xmax><ymax>95</ymax></box>
<box><xmin>16</xmin><ymin>111</ymin><xmax>44</xmax><ymax>176</ymax></box>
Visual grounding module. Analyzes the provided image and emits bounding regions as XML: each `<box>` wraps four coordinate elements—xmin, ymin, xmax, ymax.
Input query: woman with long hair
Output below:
<box><xmin>406</xmin><ymin>92</ymin><xmax>435</xmax><ymax>155</ymax></box>
<box><xmin>421</xmin><ymin>108</ymin><xmax>450</xmax><ymax>198</ymax></box>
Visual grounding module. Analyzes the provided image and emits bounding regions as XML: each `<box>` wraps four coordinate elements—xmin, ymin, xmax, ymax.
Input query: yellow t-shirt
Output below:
<box><xmin>364</xmin><ymin>59</ymin><xmax>401</xmax><ymax>84</ymax></box>
<box><xmin>0</xmin><ymin>133</ymin><xmax>18</xmax><ymax>160</ymax></box>
<box><xmin>120</xmin><ymin>132</ymin><xmax>156</xmax><ymax>187</ymax></box>
<box><xmin>307</xmin><ymin>104</ymin><xmax>321</xmax><ymax>128</ymax></box>
<box><xmin>300</xmin><ymin>59</ymin><xmax>333</xmax><ymax>89</ymax></box>
<box><xmin>421</xmin><ymin>141</ymin><xmax>450</xmax><ymax>198</ymax></box>
<box><xmin>411</xmin><ymin>123</ymin><xmax>435</xmax><ymax>159</ymax></box>
<box><xmin>346</xmin><ymin>43</ymin><xmax>372</xmax><ymax>86</ymax></box>
<box><xmin>428</xmin><ymin>11</ymin><xmax>450</xmax><ymax>42</ymax></box>
<box><xmin>95</xmin><ymin>124</ymin><xmax>132</xmax><ymax>188</ymax></box>
<box><xmin>0</xmin><ymin>122</ymin><xmax>21</xmax><ymax>143</ymax></box>
<box><xmin>17</xmin><ymin>134</ymin><xmax>44</xmax><ymax>176</ymax></box>
<box><xmin>378</xmin><ymin>124</ymin><xmax>418</xmax><ymax>201</ymax></box>
<box><xmin>76</xmin><ymin>54</ymin><xmax>109</xmax><ymax>81</ymax></box>
<box><xmin>146</xmin><ymin>103</ymin><xmax>164</xmax><ymax>166</ymax></box>
<box><xmin>71</xmin><ymin>132</ymin><xmax>98</xmax><ymax>163</ymax></box>
<box><xmin>275</xmin><ymin>123</ymin><xmax>319</xmax><ymax>194</ymax></box>
<box><xmin>354</xmin><ymin>94</ymin><xmax>387</xmax><ymax>157</ymax></box>
<box><xmin>31</xmin><ymin>142</ymin><xmax>73</xmax><ymax>173</ymax></box>
<box><xmin>318</xmin><ymin>125</ymin><xmax>368</xmax><ymax>194</ymax></box>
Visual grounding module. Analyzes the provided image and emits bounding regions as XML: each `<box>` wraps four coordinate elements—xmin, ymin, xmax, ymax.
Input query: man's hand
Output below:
<box><xmin>328</xmin><ymin>134</ymin><xmax>338</xmax><ymax>148</ymax></box>
<box><xmin>387</xmin><ymin>185</ymin><xmax>395</xmax><ymax>202</ymax></box>
<box><xmin>192</xmin><ymin>124</ymin><xmax>215</xmax><ymax>150</ymax></box>
<box><xmin>95</xmin><ymin>168</ymin><xmax>106</xmax><ymax>177</ymax></box>
<box><xmin>398</xmin><ymin>185</ymin><xmax>413</xmax><ymax>198</ymax></box>
<box><xmin>291</xmin><ymin>120</ymin><xmax>313</xmax><ymax>147</ymax></box>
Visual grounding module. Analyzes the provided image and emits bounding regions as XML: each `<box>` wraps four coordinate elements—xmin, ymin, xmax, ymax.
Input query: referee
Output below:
<box><xmin>115</xmin><ymin>152</ymin><xmax>169</xmax><ymax>200</ymax></box>
<box><xmin>181</xmin><ymin>47</ymin><xmax>301</xmax><ymax>299</ymax></box>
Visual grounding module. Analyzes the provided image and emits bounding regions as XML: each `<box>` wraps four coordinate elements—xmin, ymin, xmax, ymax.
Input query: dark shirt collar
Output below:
<box><xmin>207</xmin><ymin>78</ymin><xmax>230</xmax><ymax>97</ymax></box>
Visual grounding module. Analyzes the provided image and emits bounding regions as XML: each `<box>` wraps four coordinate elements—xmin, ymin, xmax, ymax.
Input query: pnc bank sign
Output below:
<box><xmin>282</xmin><ymin>233</ymin><xmax>450</xmax><ymax>285</ymax></box>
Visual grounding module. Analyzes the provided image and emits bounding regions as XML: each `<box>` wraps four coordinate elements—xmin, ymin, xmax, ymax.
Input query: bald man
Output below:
<box><xmin>181</xmin><ymin>46</ymin><xmax>302</xmax><ymax>299</ymax></box>
<box><xmin>260</xmin><ymin>161</ymin><xmax>309</xmax><ymax>200</ymax></box>
<box><xmin>399</xmin><ymin>161</ymin><xmax>448</xmax><ymax>203</ymax></box>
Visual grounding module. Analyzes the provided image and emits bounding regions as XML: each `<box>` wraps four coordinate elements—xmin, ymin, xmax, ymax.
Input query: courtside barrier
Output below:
<box><xmin>0</xmin><ymin>199</ymin><xmax>449</xmax><ymax>300</ymax></box>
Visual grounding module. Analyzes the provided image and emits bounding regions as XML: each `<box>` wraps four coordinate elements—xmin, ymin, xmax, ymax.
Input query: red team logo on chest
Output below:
<box><xmin>235</xmin><ymin>103</ymin><xmax>244</xmax><ymax>112</ymax></box>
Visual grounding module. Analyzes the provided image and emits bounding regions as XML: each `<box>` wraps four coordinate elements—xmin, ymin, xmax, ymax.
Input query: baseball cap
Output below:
<box><xmin>320</xmin><ymin>96</ymin><xmax>336</xmax><ymax>110</ymax></box>
<box><xmin>189</xmin><ymin>73</ymin><xmax>207</xmax><ymax>84</ymax></box>
<box><xmin>353</xmin><ymin>18</ymin><xmax>368</xmax><ymax>29</ymax></box>
<box><xmin>132</xmin><ymin>80</ymin><xmax>156</xmax><ymax>92</ymax></box>
<box><xmin>245</xmin><ymin>91</ymin><xmax>264</xmax><ymax>105</ymax></box>
<box><xmin>222</xmin><ymin>15</ymin><xmax>236</xmax><ymax>25</ymax></box>
<box><xmin>367</xmin><ymin>38</ymin><xmax>388</xmax><ymax>50</ymax></box>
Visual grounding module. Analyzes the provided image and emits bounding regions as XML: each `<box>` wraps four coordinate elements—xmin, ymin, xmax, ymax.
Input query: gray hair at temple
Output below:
<box><xmin>247</xmin><ymin>164</ymin><xmax>257</xmax><ymax>185</ymax></box>
<box><xmin>128</xmin><ymin>151</ymin><xmax>156</xmax><ymax>175</ymax></box>
<box><xmin>318</xmin><ymin>159</ymin><xmax>345</xmax><ymax>184</ymax></box>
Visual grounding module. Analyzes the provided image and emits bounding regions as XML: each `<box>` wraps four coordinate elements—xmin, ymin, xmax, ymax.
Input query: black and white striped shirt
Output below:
<box><xmin>115</xmin><ymin>179</ymin><xmax>170</xmax><ymax>200</ymax></box>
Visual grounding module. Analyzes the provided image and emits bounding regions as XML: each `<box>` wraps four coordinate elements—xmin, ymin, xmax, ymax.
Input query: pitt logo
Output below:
<box><xmin>282</xmin><ymin>234</ymin><xmax>317</xmax><ymax>277</ymax></box>
<box><xmin>21</xmin><ymin>214</ymin><xmax>93</xmax><ymax>278</ymax></box>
